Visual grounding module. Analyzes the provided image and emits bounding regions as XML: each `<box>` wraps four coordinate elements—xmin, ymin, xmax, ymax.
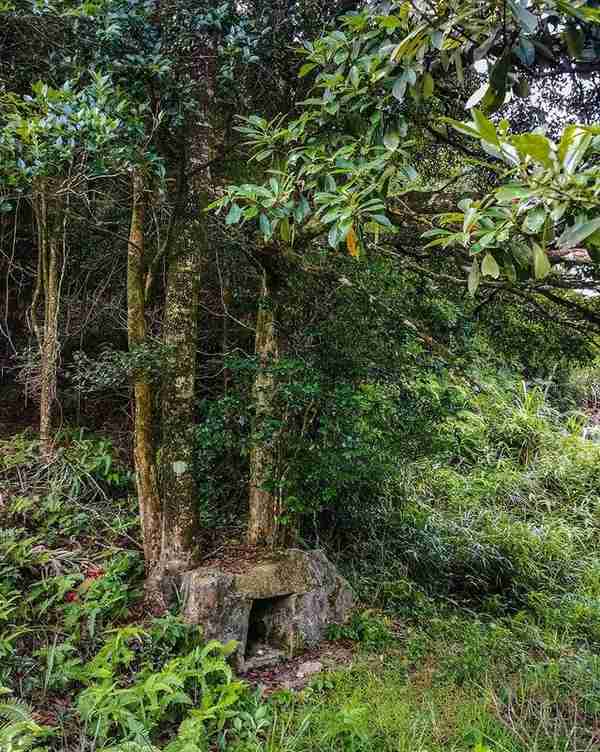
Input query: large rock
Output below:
<box><xmin>178</xmin><ymin>549</ymin><xmax>353</xmax><ymax>670</ymax></box>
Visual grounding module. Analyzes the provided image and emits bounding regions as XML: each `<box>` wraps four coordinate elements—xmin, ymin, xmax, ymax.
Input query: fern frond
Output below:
<box><xmin>0</xmin><ymin>697</ymin><xmax>35</xmax><ymax>724</ymax></box>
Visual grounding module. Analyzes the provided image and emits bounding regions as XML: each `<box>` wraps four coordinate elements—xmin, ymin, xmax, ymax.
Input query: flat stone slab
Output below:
<box><xmin>178</xmin><ymin>549</ymin><xmax>353</xmax><ymax>670</ymax></box>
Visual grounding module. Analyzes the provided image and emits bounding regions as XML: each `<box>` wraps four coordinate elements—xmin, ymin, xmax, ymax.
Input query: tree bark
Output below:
<box><xmin>31</xmin><ymin>182</ymin><xmax>63</xmax><ymax>461</ymax></box>
<box><xmin>248</xmin><ymin>269</ymin><xmax>281</xmax><ymax>548</ymax></box>
<box><xmin>127</xmin><ymin>168</ymin><xmax>162</xmax><ymax>573</ymax></box>
<box><xmin>159</xmin><ymin>217</ymin><xmax>203</xmax><ymax>571</ymax></box>
<box><xmin>39</xmin><ymin>233</ymin><xmax>60</xmax><ymax>460</ymax></box>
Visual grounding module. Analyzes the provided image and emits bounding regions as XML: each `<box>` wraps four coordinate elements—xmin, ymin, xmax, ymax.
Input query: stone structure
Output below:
<box><xmin>178</xmin><ymin>549</ymin><xmax>353</xmax><ymax>670</ymax></box>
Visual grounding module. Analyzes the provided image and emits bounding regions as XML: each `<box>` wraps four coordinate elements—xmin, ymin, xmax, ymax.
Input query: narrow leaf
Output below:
<box><xmin>346</xmin><ymin>226</ymin><xmax>360</xmax><ymax>258</ymax></box>
<box><xmin>468</xmin><ymin>259</ymin><xmax>481</xmax><ymax>295</ymax></box>
<box><xmin>422</xmin><ymin>72</ymin><xmax>434</xmax><ymax>98</ymax></box>
<box><xmin>533</xmin><ymin>242</ymin><xmax>551</xmax><ymax>278</ymax></box>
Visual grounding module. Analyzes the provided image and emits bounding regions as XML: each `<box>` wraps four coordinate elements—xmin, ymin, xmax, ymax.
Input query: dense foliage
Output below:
<box><xmin>2</xmin><ymin>0</ymin><xmax>600</xmax><ymax>750</ymax></box>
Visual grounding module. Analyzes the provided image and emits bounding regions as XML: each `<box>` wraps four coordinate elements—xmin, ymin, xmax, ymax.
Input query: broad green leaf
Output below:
<box><xmin>557</xmin><ymin>217</ymin><xmax>600</xmax><ymax>248</ymax></box>
<box><xmin>421</xmin><ymin>228</ymin><xmax>449</xmax><ymax>238</ymax></box>
<box><xmin>380</xmin><ymin>15</ymin><xmax>401</xmax><ymax>31</ymax></box>
<box><xmin>225</xmin><ymin>203</ymin><xmax>243</xmax><ymax>225</ymax></box>
<box><xmin>478</xmin><ymin>232</ymin><xmax>496</xmax><ymax>248</ymax></box>
<box><xmin>259</xmin><ymin>213</ymin><xmax>272</xmax><ymax>238</ymax></box>
<box><xmin>392</xmin><ymin>77</ymin><xmax>407</xmax><ymax>101</ymax></box>
<box><xmin>328</xmin><ymin>223</ymin><xmax>339</xmax><ymax>248</ymax></box>
<box><xmin>299</xmin><ymin>63</ymin><xmax>317</xmax><ymax>77</ymax></box>
<box><xmin>371</xmin><ymin>214</ymin><xmax>394</xmax><ymax>228</ymax></box>
<box><xmin>472</xmin><ymin>108</ymin><xmax>499</xmax><ymax>146</ymax></box>
<box><xmin>383</xmin><ymin>129</ymin><xmax>400</xmax><ymax>151</ymax></box>
<box><xmin>481</xmin><ymin>253</ymin><xmax>500</xmax><ymax>278</ymax></box>
<box><xmin>431</xmin><ymin>30</ymin><xmax>444</xmax><ymax>50</ymax></box>
<box><xmin>558</xmin><ymin>125</ymin><xmax>592</xmax><ymax>173</ymax></box>
<box><xmin>504</xmin><ymin>261</ymin><xmax>517</xmax><ymax>282</ymax></box>
<box><xmin>588</xmin><ymin>229</ymin><xmax>600</xmax><ymax>250</ymax></box>
<box><xmin>442</xmin><ymin>117</ymin><xmax>480</xmax><ymax>139</ymax></box>
<box><xmin>523</xmin><ymin>206</ymin><xmax>546</xmax><ymax>234</ymax></box>
<box><xmin>509</xmin><ymin>0</ymin><xmax>538</xmax><ymax>32</ymax></box>
<box><xmin>511</xmin><ymin>133</ymin><xmax>553</xmax><ymax>168</ymax></box>
<box><xmin>514</xmin><ymin>37</ymin><xmax>535</xmax><ymax>65</ymax></box>
<box><xmin>496</xmin><ymin>184</ymin><xmax>533</xmax><ymax>201</ymax></box>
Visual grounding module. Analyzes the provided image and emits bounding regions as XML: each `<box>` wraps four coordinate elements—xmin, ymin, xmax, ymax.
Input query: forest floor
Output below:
<box><xmin>2</xmin><ymin>382</ymin><xmax>600</xmax><ymax>751</ymax></box>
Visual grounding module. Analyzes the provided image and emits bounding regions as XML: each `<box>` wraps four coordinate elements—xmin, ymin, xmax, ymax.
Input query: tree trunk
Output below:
<box><xmin>127</xmin><ymin>169</ymin><xmax>162</xmax><ymax>573</ymax></box>
<box><xmin>31</xmin><ymin>183</ymin><xmax>63</xmax><ymax>461</ymax></box>
<box><xmin>159</xmin><ymin>217</ymin><xmax>203</xmax><ymax>571</ymax></box>
<box><xmin>248</xmin><ymin>270</ymin><xmax>281</xmax><ymax>547</ymax></box>
<box><xmin>39</xmin><ymin>235</ymin><xmax>60</xmax><ymax>460</ymax></box>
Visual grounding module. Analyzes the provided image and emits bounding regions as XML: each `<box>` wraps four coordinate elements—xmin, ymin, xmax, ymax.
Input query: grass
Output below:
<box><xmin>251</xmin><ymin>611</ymin><xmax>600</xmax><ymax>752</ymax></box>
<box><xmin>2</xmin><ymin>381</ymin><xmax>600</xmax><ymax>750</ymax></box>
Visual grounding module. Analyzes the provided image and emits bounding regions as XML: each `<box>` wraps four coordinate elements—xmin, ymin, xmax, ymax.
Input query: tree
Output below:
<box><xmin>0</xmin><ymin>75</ymin><xmax>138</xmax><ymax>458</ymax></box>
<box><xmin>214</xmin><ymin>0</ymin><xmax>600</xmax><ymax>544</ymax></box>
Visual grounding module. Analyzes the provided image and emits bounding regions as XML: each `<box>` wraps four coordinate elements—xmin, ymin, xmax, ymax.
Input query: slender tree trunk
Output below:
<box><xmin>159</xmin><ymin>217</ymin><xmax>204</xmax><ymax>571</ymax></box>
<box><xmin>31</xmin><ymin>183</ymin><xmax>63</xmax><ymax>461</ymax></box>
<box><xmin>39</xmin><ymin>233</ymin><xmax>60</xmax><ymax>459</ymax></box>
<box><xmin>127</xmin><ymin>169</ymin><xmax>162</xmax><ymax>573</ymax></box>
<box><xmin>248</xmin><ymin>270</ymin><xmax>281</xmax><ymax>547</ymax></box>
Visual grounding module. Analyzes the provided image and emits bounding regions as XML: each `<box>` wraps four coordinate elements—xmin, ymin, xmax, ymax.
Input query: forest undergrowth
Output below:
<box><xmin>2</xmin><ymin>368</ymin><xmax>600</xmax><ymax>752</ymax></box>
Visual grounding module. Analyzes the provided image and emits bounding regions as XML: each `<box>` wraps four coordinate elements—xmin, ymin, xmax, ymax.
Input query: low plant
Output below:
<box><xmin>0</xmin><ymin>687</ymin><xmax>53</xmax><ymax>752</ymax></box>
<box><xmin>76</xmin><ymin>631</ymin><xmax>245</xmax><ymax>747</ymax></box>
<box><xmin>327</xmin><ymin>610</ymin><xmax>394</xmax><ymax>651</ymax></box>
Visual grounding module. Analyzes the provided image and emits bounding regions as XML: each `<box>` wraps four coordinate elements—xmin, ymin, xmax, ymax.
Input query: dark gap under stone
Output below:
<box><xmin>244</xmin><ymin>594</ymin><xmax>292</xmax><ymax>669</ymax></box>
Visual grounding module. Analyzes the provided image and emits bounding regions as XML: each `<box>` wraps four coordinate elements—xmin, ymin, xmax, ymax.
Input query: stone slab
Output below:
<box><xmin>179</xmin><ymin>549</ymin><xmax>353</xmax><ymax>670</ymax></box>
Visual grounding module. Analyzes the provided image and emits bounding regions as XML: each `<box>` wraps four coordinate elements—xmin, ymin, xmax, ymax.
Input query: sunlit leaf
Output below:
<box><xmin>481</xmin><ymin>253</ymin><xmax>500</xmax><ymax>278</ymax></box>
<box><xmin>346</xmin><ymin>226</ymin><xmax>360</xmax><ymax>258</ymax></box>
<box><xmin>533</xmin><ymin>242</ymin><xmax>551</xmax><ymax>278</ymax></box>
<box><xmin>383</xmin><ymin>129</ymin><xmax>400</xmax><ymax>151</ymax></box>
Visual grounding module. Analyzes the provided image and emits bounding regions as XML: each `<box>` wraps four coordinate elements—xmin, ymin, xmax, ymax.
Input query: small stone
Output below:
<box><xmin>296</xmin><ymin>660</ymin><xmax>323</xmax><ymax>679</ymax></box>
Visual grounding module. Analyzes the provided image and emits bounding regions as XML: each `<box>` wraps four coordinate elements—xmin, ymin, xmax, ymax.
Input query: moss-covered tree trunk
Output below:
<box><xmin>31</xmin><ymin>183</ymin><xmax>63</xmax><ymax>461</ymax></box>
<box><xmin>158</xmin><ymin>216</ymin><xmax>204</xmax><ymax>571</ymax></box>
<box><xmin>127</xmin><ymin>168</ymin><xmax>162</xmax><ymax>572</ymax></box>
<box><xmin>38</xmin><ymin>236</ymin><xmax>60</xmax><ymax>461</ymax></box>
<box><xmin>248</xmin><ymin>269</ymin><xmax>281</xmax><ymax>547</ymax></box>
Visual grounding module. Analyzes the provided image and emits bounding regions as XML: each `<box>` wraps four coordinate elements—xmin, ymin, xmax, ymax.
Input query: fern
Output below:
<box><xmin>0</xmin><ymin>693</ymin><xmax>35</xmax><ymax>723</ymax></box>
<box><xmin>0</xmin><ymin>687</ymin><xmax>51</xmax><ymax>752</ymax></box>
